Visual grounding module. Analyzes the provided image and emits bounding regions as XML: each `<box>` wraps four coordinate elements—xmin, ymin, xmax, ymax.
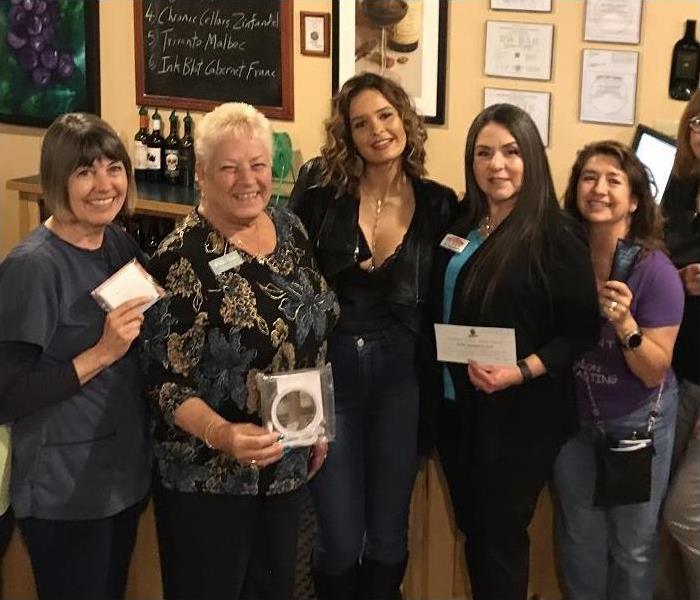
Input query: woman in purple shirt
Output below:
<box><xmin>554</xmin><ymin>140</ymin><xmax>685</xmax><ymax>600</ymax></box>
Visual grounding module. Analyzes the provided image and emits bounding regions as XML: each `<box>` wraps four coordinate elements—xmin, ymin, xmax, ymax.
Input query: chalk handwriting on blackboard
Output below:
<box><xmin>135</xmin><ymin>0</ymin><xmax>293</xmax><ymax>119</ymax></box>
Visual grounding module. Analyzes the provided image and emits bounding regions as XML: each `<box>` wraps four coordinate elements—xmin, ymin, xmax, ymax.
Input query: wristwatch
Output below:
<box><xmin>621</xmin><ymin>329</ymin><xmax>643</xmax><ymax>350</ymax></box>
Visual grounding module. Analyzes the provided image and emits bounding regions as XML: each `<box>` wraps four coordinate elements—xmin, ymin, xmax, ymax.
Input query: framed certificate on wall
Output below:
<box><xmin>584</xmin><ymin>0</ymin><xmax>643</xmax><ymax>45</ymax></box>
<box><xmin>580</xmin><ymin>49</ymin><xmax>639</xmax><ymax>125</ymax></box>
<box><xmin>484</xmin><ymin>21</ymin><xmax>554</xmax><ymax>81</ymax></box>
<box><xmin>490</xmin><ymin>0</ymin><xmax>552</xmax><ymax>12</ymax></box>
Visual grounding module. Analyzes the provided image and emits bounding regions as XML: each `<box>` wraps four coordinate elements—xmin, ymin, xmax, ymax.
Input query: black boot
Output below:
<box><xmin>313</xmin><ymin>563</ymin><xmax>359</xmax><ymax>600</ymax></box>
<box><xmin>358</xmin><ymin>557</ymin><xmax>407</xmax><ymax>600</ymax></box>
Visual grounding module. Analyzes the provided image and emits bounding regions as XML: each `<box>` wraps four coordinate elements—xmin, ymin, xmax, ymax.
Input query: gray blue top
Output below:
<box><xmin>0</xmin><ymin>224</ymin><xmax>152</xmax><ymax>519</ymax></box>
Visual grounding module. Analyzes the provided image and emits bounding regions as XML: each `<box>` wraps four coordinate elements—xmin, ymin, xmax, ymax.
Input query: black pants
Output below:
<box><xmin>438</xmin><ymin>408</ymin><xmax>561</xmax><ymax>600</ymax></box>
<box><xmin>153</xmin><ymin>482</ymin><xmax>303</xmax><ymax>600</ymax></box>
<box><xmin>18</xmin><ymin>500</ymin><xmax>144</xmax><ymax>600</ymax></box>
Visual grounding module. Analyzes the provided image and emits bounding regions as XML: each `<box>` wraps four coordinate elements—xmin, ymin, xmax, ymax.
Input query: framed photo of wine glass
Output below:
<box><xmin>332</xmin><ymin>0</ymin><xmax>448</xmax><ymax>125</ymax></box>
<box><xmin>0</xmin><ymin>0</ymin><xmax>100</xmax><ymax>128</ymax></box>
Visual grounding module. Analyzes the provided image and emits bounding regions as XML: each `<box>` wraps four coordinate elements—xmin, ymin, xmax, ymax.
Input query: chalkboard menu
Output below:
<box><xmin>134</xmin><ymin>0</ymin><xmax>294</xmax><ymax>119</ymax></box>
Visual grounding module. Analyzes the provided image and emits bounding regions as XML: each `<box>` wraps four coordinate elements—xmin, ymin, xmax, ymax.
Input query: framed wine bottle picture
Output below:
<box><xmin>332</xmin><ymin>0</ymin><xmax>448</xmax><ymax>125</ymax></box>
<box><xmin>0</xmin><ymin>0</ymin><xmax>101</xmax><ymax>128</ymax></box>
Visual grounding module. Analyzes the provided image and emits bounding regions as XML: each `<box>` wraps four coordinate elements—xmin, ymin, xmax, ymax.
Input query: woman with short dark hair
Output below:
<box><xmin>435</xmin><ymin>104</ymin><xmax>599</xmax><ymax>600</ymax></box>
<box><xmin>0</xmin><ymin>113</ymin><xmax>151</xmax><ymax>599</ymax></box>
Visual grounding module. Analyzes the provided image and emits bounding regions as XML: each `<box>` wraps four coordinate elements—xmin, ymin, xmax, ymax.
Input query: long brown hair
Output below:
<box><xmin>320</xmin><ymin>72</ymin><xmax>427</xmax><ymax>197</ymax></box>
<box><xmin>563</xmin><ymin>140</ymin><xmax>665</xmax><ymax>251</ymax></box>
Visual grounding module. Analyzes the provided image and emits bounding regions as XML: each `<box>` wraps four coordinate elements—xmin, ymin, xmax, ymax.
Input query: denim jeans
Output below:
<box><xmin>553</xmin><ymin>382</ymin><xmax>678</xmax><ymax>600</ymax></box>
<box><xmin>310</xmin><ymin>324</ymin><xmax>419</xmax><ymax>574</ymax></box>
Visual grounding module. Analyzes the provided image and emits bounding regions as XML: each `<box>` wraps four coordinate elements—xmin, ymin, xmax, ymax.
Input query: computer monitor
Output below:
<box><xmin>631</xmin><ymin>125</ymin><xmax>677</xmax><ymax>203</ymax></box>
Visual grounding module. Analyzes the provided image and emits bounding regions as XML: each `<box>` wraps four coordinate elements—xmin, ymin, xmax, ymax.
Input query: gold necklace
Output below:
<box><xmin>368</xmin><ymin>195</ymin><xmax>384</xmax><ymax>272</ymax></box>
<box><xmin>479</xmin><ymin>214</ymin><xmax>497</xmax><ymax>237</ymax></box>
<box><xmin>363</xmin><ymin>174</ymin><xmax>405</xmax><ymax>272</ymax></box>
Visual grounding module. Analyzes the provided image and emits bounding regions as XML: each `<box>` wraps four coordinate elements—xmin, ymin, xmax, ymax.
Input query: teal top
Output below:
<box><xmin>442</xmin><ymin>228</ymin><xmax>483</xmax><ymax>401</ymax></box>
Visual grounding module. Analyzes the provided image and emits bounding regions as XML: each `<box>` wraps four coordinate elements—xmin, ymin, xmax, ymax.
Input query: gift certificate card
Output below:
<box><xmin>434</xmin><ymin>324</ymin><xmax>517</xmax><ymax>366</ymax></box>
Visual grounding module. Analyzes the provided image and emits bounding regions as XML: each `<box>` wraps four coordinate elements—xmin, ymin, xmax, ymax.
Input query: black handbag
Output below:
<box><xmin>582</xmin><ymin>374</ymin><xmax>662</xmax><ymax>508</ymax></box>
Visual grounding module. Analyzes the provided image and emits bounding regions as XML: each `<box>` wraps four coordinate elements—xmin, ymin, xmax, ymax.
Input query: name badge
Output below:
<box><xmin>440</xmin><ymin>234</ymin><xmax>469</xmax><ymax>254</ymax></box>
<box><xmin>208</xmin><ymin>251</ymin><xmax>244</xmax><ymax>276</ymax></box>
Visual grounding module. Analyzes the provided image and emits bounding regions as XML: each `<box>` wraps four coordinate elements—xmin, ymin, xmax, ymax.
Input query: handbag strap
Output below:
<box><xmin>581</xmin><ymin>368</ymin><xmax>664</xmax><ymax>436</ymax></box>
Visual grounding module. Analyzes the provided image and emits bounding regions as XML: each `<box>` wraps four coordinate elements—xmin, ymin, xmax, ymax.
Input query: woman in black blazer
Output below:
<box><xmin>435</xmin><ymin>104</ymin><xmax>599</xmax><ymax>600</ymax></box>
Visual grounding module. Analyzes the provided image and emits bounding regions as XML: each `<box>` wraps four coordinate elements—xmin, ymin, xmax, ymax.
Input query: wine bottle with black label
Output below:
<box><xmin>669</xmin><ymin>20</ymin><xmax>700</xmax><ymax>101</ymax></box>
<box><xmin>134</xmin><ymin>106</ymin><xmax>149</xmax><ymax>182</ymax></box>
<box><xmin>180</xmin><ymin>111</ymin><xmax>196</xmax><ymax>188</ymax></box>
<box><xmin>146</xmin><ymin>109</ymin><xmax>164</xmax><ymax>183</ymax></box>
<box><xmin>163</xmin><ymin>110</ymin><xmax>181</xmax><ymax>185</ymax></box>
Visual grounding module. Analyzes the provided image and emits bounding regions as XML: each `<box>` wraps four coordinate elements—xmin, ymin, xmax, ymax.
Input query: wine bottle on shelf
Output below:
<box><xmin>669</xmin><ymin>20</ymin><xmax>700</xmax><ymax>101</ymax></box>
<box><xmin>389</xmin><ymin>0</ymin><xmax>422</xmax><ymax>53</ymax></box>
<box><xmin>163</xmin><ymin>110</ymin><xmax>181</xmax><ymax>185</ymax></box>
<box><xmin>144</xmin><ymin>217</ymin><xmax>161</xmax><ymax>255</ymax></box>
<box><xmin>134</xmin><ymin>106</ymin><xmax>149</xmax><ymax>182</ymax></box>
<box><xmin>180</xmin><ymin>111</ymin><xmax>196</xmax><ymax>188</ymax></box>
<box><xmin>146</xmin><ymin>109</ymin><xmax>164</xmax><ymax>183</ymax></box>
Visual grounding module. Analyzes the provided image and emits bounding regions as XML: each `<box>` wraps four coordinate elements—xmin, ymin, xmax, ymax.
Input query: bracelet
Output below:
<box><xmin>203</xmin><ymin>419</ymin><xmax>223</xmax><ymax>450</ymax></box>
<box><xmin>516</xmin><ymin>359</ymin><xmax>533</xmax><ymax>383</ymax></box>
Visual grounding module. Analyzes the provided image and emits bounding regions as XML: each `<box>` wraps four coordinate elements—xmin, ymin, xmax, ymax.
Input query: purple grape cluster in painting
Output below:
<box><xmin>6</xmin><ymin>0</ymin><xmax>75</xmax><ymax>88</ymax></box>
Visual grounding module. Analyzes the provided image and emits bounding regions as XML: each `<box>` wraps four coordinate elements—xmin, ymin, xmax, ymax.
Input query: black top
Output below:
<box><xmin>290</xmin><ymin>159</ymin><xmax>461</xmax><ymax>453</ymax></box>
<box><xmin>0</xmin><ymin>342</ymin><xmax>80</xmax><ymax>424</ymax></box>
<box><xmin>142</xmin><ymin>207</ymin><xmax>339</xmax><ymax>496</ymax></box>
<box><xmin>435</xmin><ymin>209</ymin><xmax>600</xmax><ymax>460</ymax></box>
<box><xmin>661</xmin><ymin>175</ymin><xmax>700</xmax><ymax>384</ymax></box>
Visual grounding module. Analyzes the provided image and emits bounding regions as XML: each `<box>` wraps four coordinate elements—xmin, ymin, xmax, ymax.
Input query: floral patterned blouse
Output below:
<box><xmin>142</xmin><ymin>207</ymin><xmax>339</xmax><ymax>496</ymax></box>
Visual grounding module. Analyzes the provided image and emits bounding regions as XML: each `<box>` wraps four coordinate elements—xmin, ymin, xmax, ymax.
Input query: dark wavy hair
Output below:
<box><xmin>672</xmin><ymin>88</ymin><xmax>700</xmax><ymax>180</ymax></box>
<box><xmin>320</xmin><ymin>72</ymin><xmax>427</xmax><ymax>197</ymax></box>
<box><xmin>457</xmin><ymin>103</ymin><xmax>558</xmax><ymax>312</ymax></box>
<box><xmin>563</xmin><ymin>140</ymin><xmax>665</xmax><ymax>251</ymax></box>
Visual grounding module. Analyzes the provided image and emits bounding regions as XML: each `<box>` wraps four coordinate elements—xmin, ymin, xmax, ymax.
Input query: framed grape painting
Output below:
<box><xmin>0</xmin><ymin>0</ymin><xmax>100</xmax><ymax>128</ymax></box>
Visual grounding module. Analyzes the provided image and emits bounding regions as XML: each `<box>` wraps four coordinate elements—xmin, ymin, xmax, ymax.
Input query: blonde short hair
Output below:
<box><xmin>195</xmin><ymin>102</ymin><xmax>274</xmax><ymax>169</ymax></box>
<box><xmin>40</xmin><ymin>113</ymin><xmax>136</xmax><ymax>217</ymax></box>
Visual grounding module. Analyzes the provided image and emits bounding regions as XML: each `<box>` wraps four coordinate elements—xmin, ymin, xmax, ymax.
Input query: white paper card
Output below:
<box><xmin>91</xmin><ymin>259</ymin><xmax>164</xmax><ymax>313</ymax></box>
<box><xmin>434</xmin><ymin>324</ymin><xmax>517</xmax><ymax>366</ymax></box>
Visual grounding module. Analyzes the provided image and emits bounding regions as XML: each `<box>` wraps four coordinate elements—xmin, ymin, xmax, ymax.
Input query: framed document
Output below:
<box><xmin>484</xmin><ymin>87</ymin><xmax>551</xmax><ymax>145</ymax></box>
<box><xmin>584</xmin><ymin>0</ymin><xmax>643</xmax><ymax>45</ymax></box>
<box><xmin>484</xmin><ymin>21</ymin><xmax>554</xmax><ymax>81</ymax></box>
<box><xmin>301</xmin><ymin>11</ymin><xmax>330</xmax><ymax>57</ymax></box>
<box><xmin>332</xmin><ymin>0</ymin><xmax>448</xmax><ymax>124</ymax></box>
<box><xmin>580</xmin><ymin>49</ymin><xmax>638</xmax><ymax>125</ymax></box>
<box><xmin>490</xmin><ymin>0</ymin><xmax>552</xmax><ymax>12</ymax></box>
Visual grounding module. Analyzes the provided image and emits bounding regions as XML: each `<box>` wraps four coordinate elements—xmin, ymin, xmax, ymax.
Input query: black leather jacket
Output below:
<box><xmin>289</xmin><ymin>158</ymin><xmax>460</xmax><ymax>311</ymax></box>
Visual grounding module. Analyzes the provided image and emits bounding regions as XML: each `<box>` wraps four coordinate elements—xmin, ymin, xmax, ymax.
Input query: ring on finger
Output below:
<box><xmin>608</xmin><ymin>300</ymin><xmax>618</xmax><ymax>312</ymax></box>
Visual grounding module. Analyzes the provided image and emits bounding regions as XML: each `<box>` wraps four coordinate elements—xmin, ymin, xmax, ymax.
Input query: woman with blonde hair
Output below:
<box><xmin>142</xmin><ymin>102</ymin><xmax>338</xmax><ymax>599</ymax></box>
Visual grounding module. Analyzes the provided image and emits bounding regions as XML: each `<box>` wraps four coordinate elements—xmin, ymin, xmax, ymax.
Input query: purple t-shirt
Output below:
<box><xmin>574</xmin><ymin>250</ymin><xmax>685</xmax><ymax>420</ymax></box>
